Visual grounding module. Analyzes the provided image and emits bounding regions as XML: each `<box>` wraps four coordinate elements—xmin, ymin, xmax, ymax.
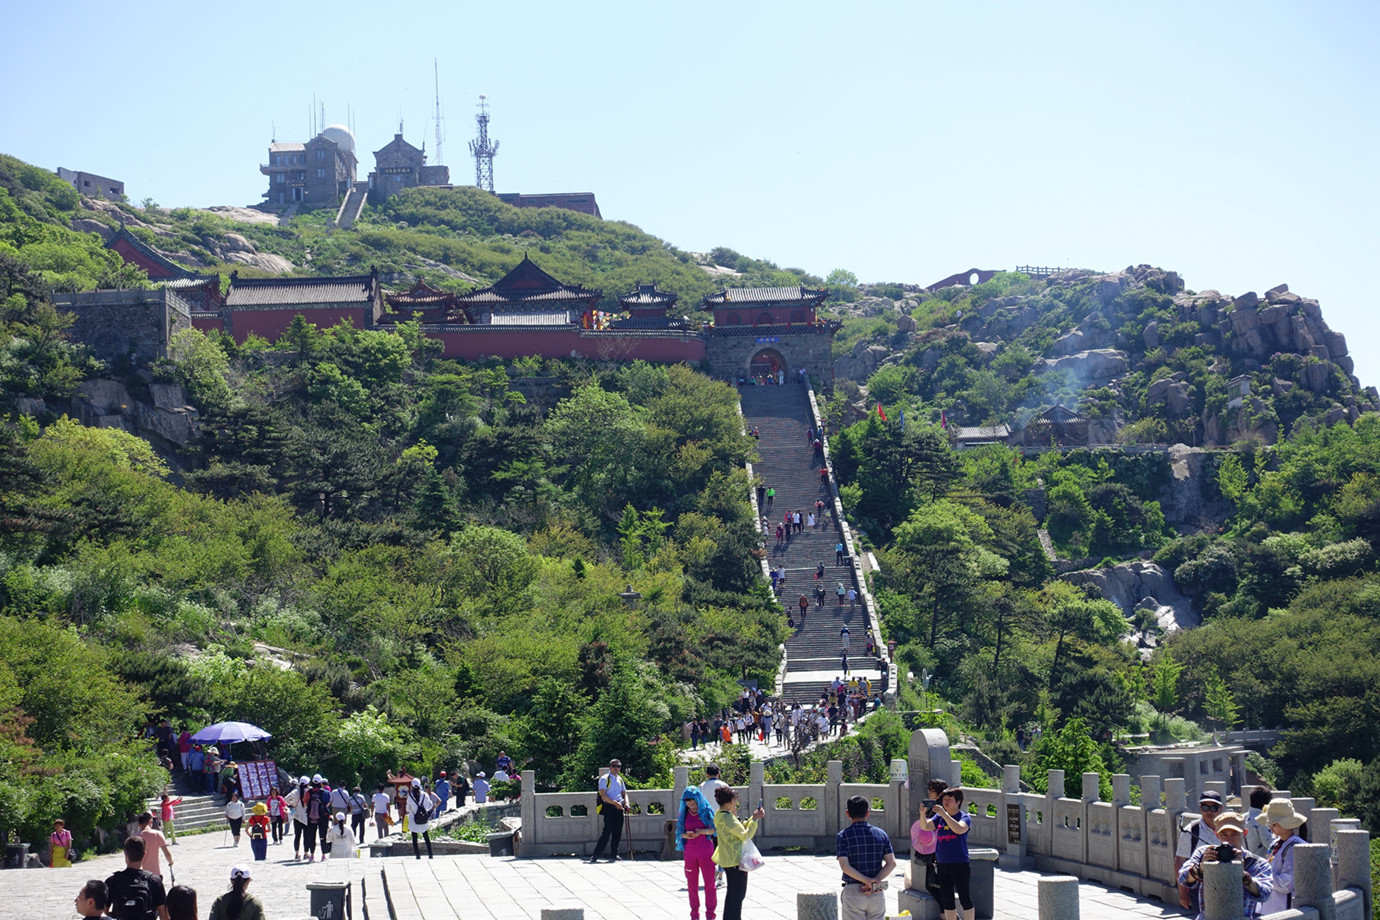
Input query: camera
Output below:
<box><xmin>1213</xmin><ymin>844</ymin><xmax>1237</xmax><ymax>863</ymax></box>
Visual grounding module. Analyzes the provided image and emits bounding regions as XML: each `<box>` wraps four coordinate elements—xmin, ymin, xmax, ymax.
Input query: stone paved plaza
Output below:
<box><xmin>1</xmin><ymin>821</ymin><xmax>1195</xmax><ymax>920</ymax></box>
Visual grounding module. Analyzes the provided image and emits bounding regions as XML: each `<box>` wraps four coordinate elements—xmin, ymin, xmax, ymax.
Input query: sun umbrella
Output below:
<box><xmin>190</xmin><ymin>721</ymin><xmax>272</xmax><ymax>744</ymax></box>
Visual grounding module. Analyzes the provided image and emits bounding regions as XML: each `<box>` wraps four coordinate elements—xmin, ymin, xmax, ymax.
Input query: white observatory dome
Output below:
<box><xmin>321</xmin><ymin>123</ymin><xmax>355</xmax><ymax>154</ymax></box>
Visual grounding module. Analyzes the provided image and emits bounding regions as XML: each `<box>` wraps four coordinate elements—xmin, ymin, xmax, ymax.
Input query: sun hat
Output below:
<box><xmin>411</xmin><ymin>778</ymin><xmax>422</xmax><ymax>788</ymax></box>
<box><xmin>299</xmin><ymin>775</ymin><xmax>310</xmax><ymax>785</ymax></box>
<box><xmin>312</xmin><ymin>774</ymin><xmax>324</xmax><ymax>783</ymax></box>
<box><xmin>230</xmin><ymin>865</ymin><xmax>252</xmax><ymax>880</ymax></box>
<box><xmin>476</xmin><ymin>771</ymin><xmax>486</xmax><ymax>778</ymax></box>
<box><xmin>1215</xmin><ymin>811</ymin><xmax>1246</xmax><ymax>834</ymax></box>
<box><xmin>251</xmin><ymin>803</ymin><xmax>267</xmax><ymax>816</ymax></box>
<box><xmin>1261</xmin><ymin>799</ymin><xmax>1307</xmax><ymax>829</ymax></box>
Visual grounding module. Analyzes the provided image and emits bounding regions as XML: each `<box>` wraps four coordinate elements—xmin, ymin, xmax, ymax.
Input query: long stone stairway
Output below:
<box><xmin>740</xmin><ymin>386</ymin><xmax>888</xmax><ymax>704</ymax></box>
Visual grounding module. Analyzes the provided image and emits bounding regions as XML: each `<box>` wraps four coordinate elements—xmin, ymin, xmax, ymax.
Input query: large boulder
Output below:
<box><xmin>76</xmin><ymin>378</ymin><xmax>132</xmax><ymax>412</ymax></box>
<box><xmin>223</xmin><ymin>251</ymin><xmax>294</xmax><ymax>273</ymax></box>
<box><xmin>1036</xmin><ymin>349</ymin><xmax>1129</xmax><ymax>384</ymax></box>
<box><xmin>71</xmin><ymin>218</ymin><xmax>114</xmax><ymax>239</ymax></box>
<box><xmin>1063</xmin><ymin>561</ymin><xmax>1199</xmax><ymax>634</ymax></box>
<box><xmin>220</xmin><ymin>232</ymin><xmax>256</xmax><ymax>253</ymax></box>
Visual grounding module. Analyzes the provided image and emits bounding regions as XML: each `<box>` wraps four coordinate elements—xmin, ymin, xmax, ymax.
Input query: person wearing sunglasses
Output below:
<box><xmin>1175</xmin><ymin>791</ymin><xmax>1226</xmax><ymax>909</ymax></box>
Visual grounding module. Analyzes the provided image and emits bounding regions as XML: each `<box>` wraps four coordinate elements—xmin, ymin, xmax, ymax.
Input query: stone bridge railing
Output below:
<box><xmin>519</xmin><ymin>729</ymin><xmax>1372</xmax><ymax>920</ymax></box>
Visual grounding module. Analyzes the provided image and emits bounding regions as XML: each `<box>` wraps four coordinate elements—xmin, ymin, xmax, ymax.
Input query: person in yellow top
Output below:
<box><xmin>50</xmin><ymin>819</ymin><xmax>72</xmax><ymax>868</ymax></box>
<box><xmin>711</xmin><ymin>786</ymin><xmax>765</xmax><ymax>920</ymax></box>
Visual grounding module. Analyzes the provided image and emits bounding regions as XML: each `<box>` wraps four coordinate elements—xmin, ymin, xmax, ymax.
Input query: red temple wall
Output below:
<box><xmin>228</xmin><ymin>307</ymin><xmax>370</xmax><ymax>343</ymax></box>
<box><xmin>110</xmin><ymin>239</ymin><xmax>180</xmax><ymax>280</ymax></box>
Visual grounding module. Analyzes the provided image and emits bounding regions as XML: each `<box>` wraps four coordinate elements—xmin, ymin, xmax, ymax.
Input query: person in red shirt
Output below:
<box><xmin>160</xmin><ymin>792</ymin><xmax>183</xmax><ymax>845</ymax></box>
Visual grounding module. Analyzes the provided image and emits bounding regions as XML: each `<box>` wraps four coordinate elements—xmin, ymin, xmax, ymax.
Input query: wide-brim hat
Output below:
<box><xmin>1262</xmin><ymin>799</ymin><xmax>1307</xmax><ymax>829</ymax></box>
<box><xmin>251</xmin><ymin>803</ymin><xmax>267</xmax><ymax>816</ymax></box>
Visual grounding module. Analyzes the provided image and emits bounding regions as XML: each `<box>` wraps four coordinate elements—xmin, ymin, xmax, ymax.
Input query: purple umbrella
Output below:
<box><xmin>190</xmin><ymin>721</ymin><xmax>272</xmax><ymax>744</ymax></box>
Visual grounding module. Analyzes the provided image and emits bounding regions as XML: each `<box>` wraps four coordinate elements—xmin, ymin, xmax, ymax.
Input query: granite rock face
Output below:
<box><xmin>1063</xmin><ymin>560</ymin><xmax>1199</xmax><ymax>643</ymax></box>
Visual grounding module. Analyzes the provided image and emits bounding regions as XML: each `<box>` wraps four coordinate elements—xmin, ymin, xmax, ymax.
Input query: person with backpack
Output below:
<box><xmin>208</xmin><ymin>866</ymin><xmax>264</xmax><ymax>920</ymax></box>
<box><xmin>349</xmin><ymin>785</ymin><xmax>369</xmax><ymax>840</ymax></box>
<box><xmin>104</xmin><ymin>837</ymin><xmax>167</xmax><ymax>920</ymax></box>
<box><xmin>1175</xmin><ymin>790</ymin><xmax>1225</xmax><ymax>908</ymax></box>
<box><xmin>285</xmin><ymin>776</ymin><xmax>315</xmax><ymax>861</ymax></box>
<box><xmin>246</xmin><ymin>804</ymin><xmax>269</xmax><ymax>862</ymax></box>
<box><xmin>406</xmin><ymin>779</ymin><xmax>435</xmax><ymax>859</ymax></box>
<box><xmin>587</xmin><ymin>759</ymin><xmax>628</xmax><ymax>863</ymax></box>
<box><xmin>1177</xmin><ymin>811</ymin><xmax>1272</xmax><ymax>920</ymax></box>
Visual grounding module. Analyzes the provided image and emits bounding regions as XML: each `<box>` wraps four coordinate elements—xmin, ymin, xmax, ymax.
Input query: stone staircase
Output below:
<box><xmin>739</xmin><ymin>386</ymin><xmax>888</xmax><ymax>704</ymax></box>
<box><xmin>148</xmin><ymin>771</ymin><xmax>228</xmax><ymax>834</ymax></box>
<box><xmin>335</xmin><ymin>181</ymin><xmax>369</xmax><ymax>228</ymax></box>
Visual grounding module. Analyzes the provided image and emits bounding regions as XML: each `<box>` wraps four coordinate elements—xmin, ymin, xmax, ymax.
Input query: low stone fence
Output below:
<box><xmin>518</xmin><ymin>728</ymin><xmax>1372</xmax><ymax>920</ymax></box>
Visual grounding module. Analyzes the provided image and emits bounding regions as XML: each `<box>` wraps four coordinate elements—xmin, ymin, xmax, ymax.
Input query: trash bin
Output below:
<box><xmin>306</xmin><ymin>880</ymin><xmax>349</xmax><ymax>920</ymax></box>
<box><xmin>487</xmin><ymin>830</ymin><xmax>515</xmax><ymax>857</ymax></box>
<box><xmin>4</xmin><ymin>844</ymin><xmax>29</xmax><ymax>869</ymax></box>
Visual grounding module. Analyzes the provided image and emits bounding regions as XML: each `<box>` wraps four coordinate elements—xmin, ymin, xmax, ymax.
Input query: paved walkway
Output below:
<box><xmin>4</xmin><ymin>823</ymin><xmax>1192</xmax><ymax>920</ymax></box>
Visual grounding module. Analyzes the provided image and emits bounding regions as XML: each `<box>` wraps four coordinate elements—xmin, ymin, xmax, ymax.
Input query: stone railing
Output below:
<box><xmin>517</xmin><ymin>729</ymin><xmax>1371</xmax><ymax>920</ymax></box>
<box><xmin>518</xmin><ymin>760</ymin><xmax>910</xmax><ymax>859</ymax></box>
<box><xmin>898</xmin><ymin>729</ymin><xmax>1371</xmax><ymax>920</ymax></box>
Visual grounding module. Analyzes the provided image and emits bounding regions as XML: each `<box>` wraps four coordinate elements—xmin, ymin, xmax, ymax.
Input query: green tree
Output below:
<box><xmin>1203</xmin><ymin>671</ymin><xmax>1240</xmax><ymax>734</ymax></box>
<box><xmin>1031</xmin><ymin>716</ymin><xmax>1113</xmax><ymax>799</ymax></box>
<box><xmin>1149</xmin><ymin>648</ymin><xmax>1183</xmax><ymax>731</ymax></box>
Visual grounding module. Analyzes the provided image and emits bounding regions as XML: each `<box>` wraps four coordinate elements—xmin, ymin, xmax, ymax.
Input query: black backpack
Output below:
<box><xmin>107</xmin><ymin>868</ymin><xmax>158</xmax><ymax>920</ymax></box>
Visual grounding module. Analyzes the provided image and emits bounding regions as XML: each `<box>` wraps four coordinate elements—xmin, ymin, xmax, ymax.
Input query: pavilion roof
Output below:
<box><xmin>454</xmin><ymin>255</ymin><xmax>601</xmax><ymax>308</ymax></box>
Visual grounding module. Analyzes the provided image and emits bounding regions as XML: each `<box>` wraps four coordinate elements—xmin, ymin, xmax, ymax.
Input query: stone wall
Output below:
<box><xmin>54</xmin><ymin>289</ymin><xmax>184</xmax><ymax>365</ymax></box>
<box><xmin>706</xmin><ymin>328</ymin><xmax>836</xmax><ymax>388</ymax></box>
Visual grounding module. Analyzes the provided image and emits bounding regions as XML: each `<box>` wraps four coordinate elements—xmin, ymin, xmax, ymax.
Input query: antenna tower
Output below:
<box><xmin>469</xmin><ymin>95</ymin><xmax>499</xmax><ymax>192</ymax></box>
<box><xmin>433</xmin><ymin>60</ymin><xmax>444</xmax><ymax>165</ymax></box>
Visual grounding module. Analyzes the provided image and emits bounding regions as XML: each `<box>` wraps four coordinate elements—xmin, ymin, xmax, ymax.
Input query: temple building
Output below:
<box><xmin>1021</xmin><ymin>404</ymin><xmax>1090</xmax><ymax>447</ymax></box>
<box><xmin>703</xmin><ymin>285</ymin><xmax>838</xmax><ymax>386</ymax></box>
<box><xmin>453</xmin><ymin>254</ymin><xmax>601</xmax><ymax>326</ymax></box>
<box><xmin>105</xmin><ymin>224</ymin><xmax>207</xmax><ymax>282</ymax></box>
<box><xmin>610</xmin><ymin>283</ymin><xmax>685</xmax><ymax>330</ymax></box>
<box><xmin>260</xmin><ymin>125</ymin><xmax>358</xmax><ymax>208</ymax></box>
<box><xmin>384</xmin><ymin>279</ymin><xmax>467</xmax><ymax>324</ymax></box>
<box><xmin>215</xmin><ymin>270</ymin><xmax>383</xmax><ymax>342</ymax></box>
<box><xmin>368</xmin><ymin>132</ymin><xmax>450</xmax><ymax>202</ymax></box>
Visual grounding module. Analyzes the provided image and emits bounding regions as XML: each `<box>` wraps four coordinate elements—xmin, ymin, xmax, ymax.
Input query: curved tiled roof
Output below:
<box><xmin>226</xmin><ymin>275</ymin><xmax>375</xmax><ymax>307</ymax></box>
<box><xmin>703</xmin><ymin>286</ymin><xmax>828</xmax><ymax>305</ymax></box>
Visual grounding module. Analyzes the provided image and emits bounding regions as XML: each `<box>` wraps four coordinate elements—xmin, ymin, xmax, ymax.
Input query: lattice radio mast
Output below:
<box><xmin>432</xmin><ymin>60</ymin><xmax>444</xmax><ymax>165</ymax></box>
<box><xmin>469</xmin><ymin>94</ymin><xmax>499</xmax><ymax>192</ymax></box>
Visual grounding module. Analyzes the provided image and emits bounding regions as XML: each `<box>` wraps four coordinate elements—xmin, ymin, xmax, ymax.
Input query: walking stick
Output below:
<box><xmin>624</xmin><ymin>800</ymin><xmax>634</xmax><ymax>862</ymax></box>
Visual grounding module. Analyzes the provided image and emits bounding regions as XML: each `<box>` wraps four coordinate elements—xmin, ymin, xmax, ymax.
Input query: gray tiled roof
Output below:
<box><xmin>704</xmin><ymin>286</ymin><xmax>827</xmax><ymax>304</ymax></box>
<box><xmin>226</xmin><ymin>276</ymin><xmax>374</xmax><ymax>307</ymax></box>
<box><xmin>463</xmin><ymin>290</ymin><xmax>594</xmax><ymax>304</ymax></box>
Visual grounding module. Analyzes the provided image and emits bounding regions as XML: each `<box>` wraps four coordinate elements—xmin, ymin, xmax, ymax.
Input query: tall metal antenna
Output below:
<box><xmin>469</xmin><ymin>94</ymin><xmax>499</xmax><ymax>192</ymax></box>
<box><xmin>320</xmin><ymin>101</ymin><xmax>325</xmax><ymax>135</ymax></box>
<box><xmin>433</xmin><ymin>60</ymin><xmax>445</xmax><ymax>165</ymax></box>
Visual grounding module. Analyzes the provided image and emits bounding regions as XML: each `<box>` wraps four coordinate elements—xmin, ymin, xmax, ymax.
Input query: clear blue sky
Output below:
<box><xmin>3</xmin><ymin>1</ymin><xmax>1377</xmax><ymax>385</ymax></box>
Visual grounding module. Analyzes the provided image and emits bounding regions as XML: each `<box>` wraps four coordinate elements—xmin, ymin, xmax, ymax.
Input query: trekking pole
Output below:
<box><xmin>624</xmin><ymin>802</ymin><xmax>634</xmax><ymax>862</ymax></box>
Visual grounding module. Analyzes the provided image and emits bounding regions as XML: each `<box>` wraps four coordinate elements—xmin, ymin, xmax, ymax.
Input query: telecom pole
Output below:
<box><xmin>469</xmin><ymin>95</ymin><xmax>499</xmax><ymax>192</ymax></box>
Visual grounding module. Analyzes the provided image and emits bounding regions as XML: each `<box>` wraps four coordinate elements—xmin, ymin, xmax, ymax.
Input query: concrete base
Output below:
<box><xmin>540</xmin><ymin>910</ymin><xmax>584</xmax><ymax>920</ymax></box>
<box><xmin>897</xmin><ymin>887</ymin><xmax>942</xmax><ymax>920</ymax></box>
<box><xmin>796</xmin><ymin>892</ymin><xmax>838</xmax><ymax>920</ymax></box>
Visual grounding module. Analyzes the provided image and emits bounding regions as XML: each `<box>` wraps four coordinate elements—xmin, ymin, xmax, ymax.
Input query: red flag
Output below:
<box><xmin>941</xmin><ymin>409</ymin><xmax>948</xmax><ymax>429</ymax></box>
<box><xmin>876</xmin><ymin>403</ymin><xmax>887</xmax><ymax>421</ymax></box>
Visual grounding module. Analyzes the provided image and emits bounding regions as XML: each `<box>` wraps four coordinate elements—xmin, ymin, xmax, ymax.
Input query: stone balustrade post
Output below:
<box><xmin>1336</xmin><ymin>829</ymin><xmax>1372</xmax><ymax>919</ymax></box>
<box><xmin>1203</xmin><ymin>779</ymin><xmax>1227</xmax><ymax>801</ymax></box>
<box><xmin>1047</xmin><ymin>770</ymin><xmax>1065</xmax><ymax>799</ymax></box>
<box><xmin>796</xmin><ymin>891</ymin><xmax>838</xmax><ymax>920</ymax></box>
<box><xmin>1164</xmin><ymin>778</ymin><xmax>1187</xmax><ymax>814</ymax></box>
<box><xmin>1081</xmin><ymin>773</ymin><xmax>1101</xmax><ymax>803</ymax></box>
<box><xmin>521</xmin><ymin>769</ymin><xmax>537</xmax><ymax>848</ymax></box>
<box><xmin>1292</xmin><ymin>843</ymin><xmax>1334</xmax><ymax>920</ymax></box>
<box><xmin>951</xmin><ymin>759</ymin><xmax>962</xmax><ymax>787</ymax></box>
<box><xmin>673</xmin><ymin>765</ymin><xmax>689</xmax><ymax>804</ymax></box>
<box><xmin>1290</xmin><ymin>796</ymin><xmax>1316</xmax><ymax>819</ymax></box>
<box><xmin>1037</xmin><ymin>876</ymin><xmax>1080</xmax><ymax>920</ymax></box>
<box><xmin>826</xmin><ymin>760</ymin><xmax>843</xmax><ymax>838</ymax></box>
<box><xmin>1201</xmin><ymin>859</ymin><xmax>1244</xmax><ymax>920</ymax></box>
<box><xmin>750</xmin><ymin>761</ymin><xmax>765</xmax><ymax>824</ymax></box>
<box><xmin>1001</xmin><ymin>765</ymin><xmax>1026</xmax><ymax>869</ymax></box>
<box><xmin>1111</xmin><ymin>774</ymin><xmax>1130</xmax><ymax>807</ymax></box>
<box><xmin>1140</xmin><ymin>775</ymin><xmax>1162</xmax><ymax>809</ymax></box>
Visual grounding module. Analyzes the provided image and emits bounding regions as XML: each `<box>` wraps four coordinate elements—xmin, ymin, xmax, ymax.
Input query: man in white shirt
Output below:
<box><xmin>472</xmin><ymin>772</ymin><xmax>490</xmax><ymax>804</ymax></box>
<box><xmin>371</xmin><ymin>785</ymin><xmax>392</xmax><ymax>839</ymax></box>
<box><xmin>588</xmin><ymin>760</ymin><xmax>629</xmax><ymax>863</ymax></box>
<box><xmin>1175</xmin><ymin>790</ymin><xmax>1224</xmax><ymax>908</ymax></box>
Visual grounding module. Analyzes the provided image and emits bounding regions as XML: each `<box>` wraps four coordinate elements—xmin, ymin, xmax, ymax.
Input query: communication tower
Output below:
<box><xmin>432</xmin><ymin>60</ymin><xmax>445</xmax><ymax>165</ymax></box>
<box><xmin>469</xmin><ymin>95</ymin><xmax>499</xmax><ymax>192</ymax></box>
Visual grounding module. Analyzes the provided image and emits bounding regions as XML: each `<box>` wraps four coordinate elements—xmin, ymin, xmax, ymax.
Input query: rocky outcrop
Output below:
<box><xmin>1035</xmin><ymin>348</ymin><xmax>1129</xmax><ymax>384</ymax></box>
<box><xmin>22</xmin><ymin>377</ymin><xmax>201</xmax><ymax>467</ymax></box>
<box><xmin>834</xmin><ymin>340</ymin><xmax>896</xmax><ymax>383</ymax></box>
<box><xmin>1063</xmin><ymin>560</ymin><xmax>1199</xmax><ymax>644</ymax></box>
<box><xmin>221</xmin><ymin>251</ymin><xmax>294</xmax><ymax>273</ymax></box>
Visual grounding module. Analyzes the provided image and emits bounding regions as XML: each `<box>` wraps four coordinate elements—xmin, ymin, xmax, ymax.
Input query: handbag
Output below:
<box><xmin>739</xmin><ymin>837</ymin><xmax>765</xmax><ymax>872</ymax></box>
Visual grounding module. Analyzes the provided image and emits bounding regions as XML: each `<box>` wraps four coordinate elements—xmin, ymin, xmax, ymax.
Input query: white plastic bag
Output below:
<box><xmin>739</xmin><ymin>837</ymin><xmax>766</xmax><ymax>872</ymax></box>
